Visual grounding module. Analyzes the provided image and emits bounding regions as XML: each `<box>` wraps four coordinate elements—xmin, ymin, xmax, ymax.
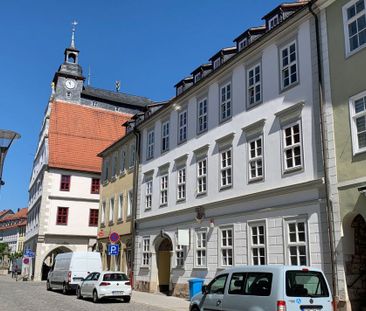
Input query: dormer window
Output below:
<box><xmin>194</xmin><ymin>72</ymin><xmax>202</xmax><ymax>83</ymax></box>
<box><xmin>213</xmin><ymin>58</ymin><xmax>221</xmax><ymax>70</ymax></box>
<box><xmin>239</xmin><ymin>38</ymin><xmax>248</xmax><ymax>51</ymax></box>
<box><xmin>177</xmin><ymin>86</ymin><xmax>184</xmax><ymax>96</ymax></box>
<box><xmin>268</xmin><ymin>15</ymin><xmax>280</xmax><ymax>30</ymax></box>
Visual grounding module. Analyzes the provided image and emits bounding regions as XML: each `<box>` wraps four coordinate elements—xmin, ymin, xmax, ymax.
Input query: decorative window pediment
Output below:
<box><xmin>275</xmin><ymin>102</ymin><xmax>304</xmax><ymax>126</ymax></box>
<box><xmin>242</xmin><ymin>119</ymin><xmax>266</xmax><ymax>140</ymax></box>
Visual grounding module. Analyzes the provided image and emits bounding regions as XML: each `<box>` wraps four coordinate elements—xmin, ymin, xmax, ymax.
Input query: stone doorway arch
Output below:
<box><xmin>41</xmin><ymin>246</ymin><xmax>72</xmax><ymax>280</ymax></box>
<box><xmin>153</xmin><ymin>234</ymin><xmax>173</xmax><ymax>294</ymax></box>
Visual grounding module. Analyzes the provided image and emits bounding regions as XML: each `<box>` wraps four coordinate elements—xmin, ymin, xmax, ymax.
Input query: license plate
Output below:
<box><xmin>112</xmin><ymin>291</ymin><xmax>123</xmax><ymax>295</ymax></box>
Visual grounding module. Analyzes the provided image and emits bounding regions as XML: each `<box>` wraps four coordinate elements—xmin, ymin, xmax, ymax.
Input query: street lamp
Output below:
<box><xmin>0</xmin><ymin>129</ymin><xmax>20</xmax><ymax>189</ymax></box>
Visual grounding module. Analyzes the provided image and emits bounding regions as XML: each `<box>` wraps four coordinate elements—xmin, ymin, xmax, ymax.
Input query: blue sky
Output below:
<box><xmin>0</xmin><ymin>0</ymin><xmax>283</xmax><ymax>211</ymax></box>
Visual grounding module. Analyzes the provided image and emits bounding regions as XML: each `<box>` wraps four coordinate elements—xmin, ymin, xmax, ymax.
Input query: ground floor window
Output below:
<box><xmin>286</xmin><ymin>219</ymin><xmax>308</xmax><ymax>265</ymax></box>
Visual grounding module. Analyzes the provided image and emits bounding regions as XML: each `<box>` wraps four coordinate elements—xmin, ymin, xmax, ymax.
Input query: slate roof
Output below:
<box><xmin>48</xmin><ymin>101</ymin><xmax>131</xmax><ymax>173</ymax></box>
<box><xmin>82</xmin><ymin>86</ymin><xmax>154</xmax><ymax>108</ymax></box>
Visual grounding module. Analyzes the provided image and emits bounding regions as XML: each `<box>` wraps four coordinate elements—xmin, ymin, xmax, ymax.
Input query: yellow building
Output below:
<box><xmin>97</xmin><ymin>130</ymin><xmax>136</xmax><ymax>277</ymax></box>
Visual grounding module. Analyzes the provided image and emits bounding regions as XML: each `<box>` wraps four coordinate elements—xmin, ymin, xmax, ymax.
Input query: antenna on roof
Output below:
<box><xmin>87</xmin><ymin>65</ymin><xmax>91</xmax><ymax>86</ymax></box>
<box><xmin>70</xmin><ymin>20</ymin><xmax>78</xmax><ymax>48</ymax></box>
<box><xmin>115</xmin><ymin>80</ymin><xmax>121</xmax><ymax>92</ymax></box>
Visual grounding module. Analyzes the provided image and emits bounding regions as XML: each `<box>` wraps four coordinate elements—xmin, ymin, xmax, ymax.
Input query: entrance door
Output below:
<box><xmin>157</xmin><ymin>237</ymin><xmax>172</xmax><ymax>294</ymax></box>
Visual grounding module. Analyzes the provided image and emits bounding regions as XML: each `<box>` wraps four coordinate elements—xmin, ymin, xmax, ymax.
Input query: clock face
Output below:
<box><xmin>65</xmin><ymin>79</ymin><xmax>76</xmax><ymax>89</ymax></box>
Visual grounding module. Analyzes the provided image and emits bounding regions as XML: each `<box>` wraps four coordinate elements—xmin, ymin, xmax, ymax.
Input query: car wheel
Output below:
<box><xmin>46</xmin><ymin>280</ymin><xmax>52</xmax><ymax>291</ymax></box>
<box><xmin>123</xmin><ymin>296</ymin><xmax>131</xmax><ymax>303</ymax></box>
<box><xmin>62</xmin><ymin>283</ymin><xmax>68</xmax><ymax>295</ymax></box>
<box><xmin>92</xmin><ymin>290</ymin><xmax>99</xmax><ymax>303</ymax></box>
<box><xmin>76</xmin><ymin>286</ymin><xmax>82</xmax><ymax>299</ymax></box>
<box><xmin>191</xmin><ymin>306</ymin><xmax>200</xmax><ymax>311</ymax></box>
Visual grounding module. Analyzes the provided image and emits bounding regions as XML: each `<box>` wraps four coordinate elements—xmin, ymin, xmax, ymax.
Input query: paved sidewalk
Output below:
<box><xmin>132</xmin><ymin>291</ymin><xmax>190</xmax><ymax>311</ymax></box>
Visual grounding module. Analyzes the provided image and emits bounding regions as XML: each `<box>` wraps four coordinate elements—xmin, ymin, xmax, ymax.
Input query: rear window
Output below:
<box><xmin>103</xmin><ymin>273</ymin><xmax>129</xmax><ymax>281</ymax></box>
<box><xmin>228</xmin><ymin>272</ymin><xmax>272</xmax><ymax>296</ymax></box>
<box><xmin>286</xmin><ymin>270</ymin><xmax>329</xmax><ymax>297</ymax></box>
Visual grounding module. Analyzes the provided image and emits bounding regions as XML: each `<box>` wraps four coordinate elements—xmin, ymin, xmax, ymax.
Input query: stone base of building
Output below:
<box><xmin>134</xmin><ymin>280</ymin><xmax>151</xmax><ymax>292</ymax></box>
<box><xmin>134</xmin><ymin>280</ymin><xmax>189</xmax><ymax>299</ymax></box>
<box><xmin>171</xmin><ymin>283</ymin><xmax>189</xmax><ymax>299</ymax></box>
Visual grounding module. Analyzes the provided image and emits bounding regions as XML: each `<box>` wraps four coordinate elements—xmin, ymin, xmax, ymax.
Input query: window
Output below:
<box><xmin>268</xmin><ymin>15</ymin><xmax>279</xmax><ymax>29</ymax></box>
<box><xmin>213</xmin><ymin>58</ymin><xmax>221</xmax><ymax>69</ymax></box>
<box><xmin>248</xmin><ymin>137</ymin><xmax>263</xmax><ymax>181</ymax></box>
<box><xmin>197</xmin><ymin>158</ymin><xmax>207</xmax><ymax>195</ymax></box>
<box><xmin>160</xmin><ymin>174</ymin><xmax>168</xmax><ymax>206</ymax></box>
<box><xmin>89</xmin><ymin>209</ymin><xmax>99</xmax><ymax>227</ymax></box>
<box><xmin>228</xmin><ymin>272</ymin><xmax>272</xmax><ymax>296</ymax></box>
<box><xmin>220</xmin><ymin>82</ymin><xmax>232</xmax><ymax>121</ymax></box>
<box><xmin>220</xmin><ymin>149</ymin><xmax>232</xmax><ymax>189</ymax></box>
<box><xmin>349</xmin><ymin>92</ymin><xmax>366</xmax><ymax>154</ymax></box>
<box><xmin>56</xmin><ymin>207</ymin><xmax>68</xmax><ymax>225</ymax></box>
<box><xmin>194</xmin><ymin>72</ymin><xmax>202</xmax><ymax>83</ymax></box>
<box><xmin>208</xmin><ymin>274</ymin><xmax>228</xmax><ymax>295</ymax></box>
<box><xmin>127</xmin><ymin>190</ymin><xmax>133</xmax><ymax>217</ymax></box>
<box><xmin>220</xmin><ymin>228</ymin><xmax>233</xmax><ymax>266</ymax></box>
<box><xmin>129</xmin><ymin>144</ymin><xmax>135</xmax><ymax>168</ymax></box>
<box><xmin>146</xmin><ymin>130</ymin><xmax>155</xmax><ymax>159</ymax></box>
<box><xmin>120</xmin><ymin>150</ymin><xmax>126</xmax><ymax>172</ymax></box>
<box><xmin>109</xmin><ymin>197</ymin><xmax>115</xmax><ymax>223</ymax></box>
<box><xmin>161</xmin><ymin>121</ymin><xmax>170</xmax><ymax>152</ymax></box>
<box><xmin>176</xmin><ymin>234</ymin><xmax>185</xmax><ymax>267</ymax></box>
<box><xmin>91</xmin><ymin>178</ymin><xmax>100</xmax><ymax>194</ymax></box>
<box><xmin>286</xmin><ymin>270</ymin><xmax>329</xmax><ymax>298</ymax></box>
<box><xmin>177</xmin><ymin>167</ymin><xmax>186</xmax><ymax>201</ymax></box>
<box><xmin>249</xmin><ymin>223</ymin><xmax>266</xmax><ymax>265</ymax></box>
<box><xmin>142</xmin><ymin>237</ymin><xmax>150</xmax><ymax>266</ymax></box>
<box><xmin>145</xmin><ymin>180</ymin><xmax>153</xmax><ymax>210</ymax></box>
<box><xmin>197</xmin><ymin>98</ymin><xmax>208</xmax><ymax>133</ymax></box>
<box><xmin>177</xmin><ymin>86</ymin><xmax>183</xmax><ymax>96</ymax></box>
<box><xmin>239</xmin><ymin>38</ymin><xmax>248</xmax><ymax>51</ymax></box>
<box><xmin>112</xmin><ymin>152</ymin><xmax>118</xmax><ymax>176</ymax></box>
<box><xmin>101</xmin><ymin>202</ymin><xmax>106</xmax><ymax>225</ymax></box>
<box><xmin>60</xmin><ymin>175</ymin><xmax>70</xmax><ymax>191</ymax></box>
<box><xmin>178</xmin><ymin>110</ymin><xmax>187</xmax><ymax>143</ymax></box>
<box><xmin>283</xmin><ymin>122</ymin><xmax>302</xmax><ymax>172</ymax></box>
<box><xmin>117</xmin><ymin>194</ymin><xmax>123</xmax><ymax>221</ymax></box>
<box><xmin>280</xmin><ymin>41</ymin><xmax>298</xmax><ymax>90</ymax></box>
<box><xmin>103</xmin><ymin>158</ymin><xmax>110</xmax><ymax>180</ymax></box>
<box><xmin>196</xmin><ymin>230</ymin><xmax>207</xmax><ymax>267</ymax></box>
<box><xmin>343</xmin><ymin>0</ymin><xmax>366</xmax><ymax>54</ymax></box>
<box><xmin>287</xmin><ymin>219</ymin><xmax>308</xmax><ymax>265</ymax></box>
<box><xmin>247</xmin><ymin>63</ymin><xmax>261</xmax><ymax>107</ymax></box>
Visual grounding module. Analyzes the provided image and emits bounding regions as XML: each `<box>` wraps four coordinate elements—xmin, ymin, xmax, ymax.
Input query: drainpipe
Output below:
<box><xmin>131</xmin><ymin>127</ymin><xmax>140</xmax><ymax>289</ymax></box>
<box><xmin>308</xmin><ymin>1</ymin><xmax>338</xmax><ymax>308</ymax></box>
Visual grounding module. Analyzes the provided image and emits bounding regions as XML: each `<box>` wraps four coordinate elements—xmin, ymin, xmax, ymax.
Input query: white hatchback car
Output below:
<box><xmin>76</xmin><ymin>271</ymin><xmax>132</xmax><ymax>303</ymax></box>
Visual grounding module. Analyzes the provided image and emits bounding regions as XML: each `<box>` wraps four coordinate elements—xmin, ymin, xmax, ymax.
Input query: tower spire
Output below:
<box><xmin>70</xmin><ymin>20</ymin><xmax>78</xmax><ymax>48</ymax></box>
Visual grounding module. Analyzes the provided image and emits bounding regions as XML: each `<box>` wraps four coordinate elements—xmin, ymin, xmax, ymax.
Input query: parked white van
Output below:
<box><xmin>46</xmin><ymin>252</ymin><xmax>102</xmax><ymax>294</ymax></box>
<box><xmin>190</xmin><ymin>265</ymin><xmax>333</xmax><ymax>311</ymax></box>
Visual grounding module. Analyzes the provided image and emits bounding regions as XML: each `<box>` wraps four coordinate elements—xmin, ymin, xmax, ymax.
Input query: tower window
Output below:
<box><xmin>67</xmin><ymin>53</ymin><xmax>76</xmax><ymax>63</ymax></box>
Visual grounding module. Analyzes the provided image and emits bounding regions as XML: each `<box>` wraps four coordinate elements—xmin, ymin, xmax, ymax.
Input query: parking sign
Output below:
<box><xmin>108</xmin><ymin>244</ymin><xmax>119</xmax><ymax>256</ymax></box>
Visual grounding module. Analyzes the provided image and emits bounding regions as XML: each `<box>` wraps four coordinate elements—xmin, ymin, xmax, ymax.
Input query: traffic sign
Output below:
<box><xmin>23</xmin><ymin>257</ymin><xmax>30</xmax><ymax>265</ymax></box>
<box><xmin>108</xmin><ymin>244</ymin><xmax>120</xmax><ymax>256</ymax></box>
<box><xmin>24</xmin><ymin>249</ymin><xmax>35</xmax><ymax>258</ymax></box>
<box><xmin>109</xmin><ymin>231</ymin><xmax>120</xmax><ymax>243</ymax></box>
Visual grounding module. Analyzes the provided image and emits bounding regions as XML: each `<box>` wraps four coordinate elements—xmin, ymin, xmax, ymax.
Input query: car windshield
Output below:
<box><xmin>103</xmin><ymin>273</ymin><xmax>128</xmax><ymax>281</ymax></box>
<box><xmin>286</xmin><ymin>270</ymin><xmax>329</xmax><ymax>298</ymax></box>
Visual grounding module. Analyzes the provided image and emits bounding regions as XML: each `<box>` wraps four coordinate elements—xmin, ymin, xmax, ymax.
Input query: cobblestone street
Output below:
<box><xmin>0</xmin><ymin>275</ymin><xmax>189</xmax><ymax>311</ymax></box>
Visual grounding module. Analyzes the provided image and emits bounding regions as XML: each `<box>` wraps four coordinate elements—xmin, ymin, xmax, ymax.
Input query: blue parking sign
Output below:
<box><xmin>108</xmin><ymin>244</ymin><xmax>119</xmax><ymax>256</ymax></box>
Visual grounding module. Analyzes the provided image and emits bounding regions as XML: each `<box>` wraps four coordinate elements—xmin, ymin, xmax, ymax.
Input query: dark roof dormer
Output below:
<box><xmin>262</xmin><ymin>1</ymin><xmax>309</xmax><ymax>31</ymax></box>
<box><xmin>174</xmin><ymin>76</ymin><xmax>194</xmax><ymax>96</ymax></box>
<box><xmin>191</xmin><ymin>63</ymin><xmax>213</xmax><ymax>84</ymax></box>
<box><xmin>233</xmin><ymin>25</ymin><xmax>266</xmax><ymax>51</ymax></box>
<box><xmin>209</xmin><ymin>46</ymin><xmax>237</xmax><ymax>70</ymax></box>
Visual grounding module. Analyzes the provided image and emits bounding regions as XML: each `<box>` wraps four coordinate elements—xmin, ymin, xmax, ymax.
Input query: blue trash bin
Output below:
<box><xmin>188</xmin><ymin>278</ymin><xmax>204</xmax><ymax>300</ymax></box>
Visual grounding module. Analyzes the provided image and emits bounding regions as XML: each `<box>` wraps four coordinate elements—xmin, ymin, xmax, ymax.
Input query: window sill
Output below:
<box><xmin>283</xmin><ymin>166</ymin><xmax>303</xmax><ymax>175</ymax></box>
<box><xmin>110</xmin><ymin>176</ymin><xmax>117</xmax><ymax>182</ymax></box>
<box><xmin>100</xmin><ymin>223</ymin><xmax>105</xmax><ymax>228</ymax></box>
<box><xmin>140</xmin><ymin>266</ymin><xmax>150</xmax><ymax>269</ymax></box>
<box><xmin>119</xmin><ymin>170</ymin><xmax>126</xmax><ymax>177</ymax></box>
<box><xmin>196</xmin><ymin>192</ymin><xmax>207</xmax><ymax>197</ymax></box>
<box><xmin>246</xmin><ymin>100</ymin><xmax>263</xmax><ymax>111</ymax></box>
<box><xmin>248</xmin><ymin>177</ymin><xmax>264</xmax><ymax>184</ymax></box>
<box><xmin>117</xmin><ymin>219</ymin><xmax>123</xmax><ymax>224</ymax></box>
<box><xmin>144</xmin><ymin>208</ymin><xmax>152</xmax><ymax>212</ymax></box>
<box><xmin>102</xmin><ymin>180</ymin><xmax>109</xmax><ymax>186</ymax></box>
<box><xmin>346</xmin><ymin>43</ymin><xmax>366</xmax><ymax>59</ymax></box>
<box><xmin>192</xmin><ymin>267</ymin><xmax>208</xmax><ymax>270</ymax></box>
<box><xmin>197</xmin><ymin>129</ymin><xmax>208</xmax><ymax>136</ymax></box>
<box><xmin>127</xmin><ymin>167</ymin><xmax>134</xmax><ymax>174</ymax></box>
<box><xmin>176</xmin><ymin>198</ymin><xmax>186</xmax><ymax>204</ymax></box>
<box><xmin>56</xmin><ymin>223</ymin><xmax>67</xmax><ymax>226</ymax></box>
<box><xmin>280</xmin><ymin>81</ymin><xmax>299</xmax><ymax>94</ymax></box>
<box><xmin>352</xmin><ymin>148</ymin><xmax>366</xmax><ymax>157</ymax></box>
<box><xmin>219</xmin><ymin>116</ymin><xmax>232</xmax><ymax>125</ymax></box>
<box><xmin>219</xmin><ymin>184</ymin><xmax>232</xmax><ymax>191</ymax></box>
<box><xmin>108</xmin><ymin>221</ymin><xmax>114</xmax><ymax>226</ymax></box>
<box><xmin>159</xmin><ymin>204</ymin><xmax>168</xmax><ymax>208</ymax></box>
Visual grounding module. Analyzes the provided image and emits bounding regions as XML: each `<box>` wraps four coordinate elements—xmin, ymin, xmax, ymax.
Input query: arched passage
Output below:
<box><xmin>154</xmin><ymin>234</ymin><xmax>173</xmax><ymax>294</ymax></box>
<box><xmin>41</xmin><ymin>246</ymin><xmax>72</xmax><ymax>280</ymax></box>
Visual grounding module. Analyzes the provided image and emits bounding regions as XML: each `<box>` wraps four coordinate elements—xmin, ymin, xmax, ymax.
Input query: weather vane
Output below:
<box><xmin>71</xmin><ymin>20</ymin><xmax>78</xmax><ymax>48</ymax></box>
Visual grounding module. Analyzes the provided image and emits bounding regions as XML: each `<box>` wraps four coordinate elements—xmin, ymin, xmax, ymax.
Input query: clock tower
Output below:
<box><xmin>52</xmin><ymin>21</ymin><xmax>85</xmax><ymax>103</ymax></box>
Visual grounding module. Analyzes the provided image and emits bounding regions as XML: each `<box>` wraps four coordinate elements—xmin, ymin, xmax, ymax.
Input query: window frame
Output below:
<box><xmin>239</xmin><ymin>38</ymin><xmax>248</xmax><ymax>51</ymax></box>
<box><xmin>285</xmin><ymin>218</ymin><xmax>309</xmax><ymax>266</ymax></box>
<box><xmin>268</xmin><ymin>15</ymin><xmax>280</xmax><ymax>30</ymax></box>
<box><xmin>195</xmin><ymin>229</ymin><xmax>208</xmax><ymax>268</ymax></box>
<box><xmin>160</xmin><ymin>174</ymin><xmax>168</xmax><ymax>206</ymax></box>
<box><xmin>142</xmin><ymin>237</ymin><xmax>150</xmax><ymax>267</ymax></box>
<box><xmin>349</xmin><ymin>91</ymin><xmax>366</xmax><ymax>155</ymax></box>
<box><xmin>178</xmin><ymin>109</ymin><xmax>188</xmax><ymax>144</ymax></box>
<box><xmin>129</xmin><ymin>143</ymin><xmax>136</xmax><ymax>169</ymax></box>
<box><xmin>220</xmin><ymin>227</ymin><xmax>234</xmax><ymax>267</ymax></box>
<box><xmin>343</xmin><ymin>0</ymin><xmax>366</xmax><ymax>56</ymax></box>
<box><xmin>219</xmin><ymin>81</ymin><xmax>232</xmax><ymax>122</ymax></box>
<box><xmin>145</xmin><ymin>179</ymin><xmax>153</xmax><ymax>210</ymax></box>
<box><xmin>90</xmin><ymin>178</ymin><xmax>100</xmax><ymax>194</ymax></box>
<box><xmin>247</xmin><ymin>62</ymin><xmax>262</xmax><ymax>108</ymax></box>
<box><xmin>176</xmin><ymin>166</ymin><xmax>186</xmax><ymax>202</ymax></box>
<box><xmin>109</xmin><ymin>197</ymin><xmax>115</xmax><ymax>224</ymax></box>
<box><xmin>161</xmin><ymin>120</ymin><xmax>170</xmax><ymax>153</ymax></box>
<box><xmin>197</xmin><ymin>97</ymin><xmax>208</xmax><ymax>134</ymax></box>
<box><xmin>248</xmin><ymin>135</ymin><xmax>264</xmax><ymax>182</ymax></box>
<box><xmin>175</xmin><ymin>233</ymin><xmax>185</xmax><ymax>268</ymax></box>
<box><xmin>282</xmin><ymin>120</ymin><xmax>303</xmax><ymax>173</ymax></box>
<box><xmin>248</xmin><ymin>221</ymin><xmax>267</xmax><ymax>265</ymax></box>
<box><xmin>101</xmin><ymin>201</ymin><xmax>106</xmax><ymax>225</ymax></box>
<box><xmin>197</xmin><ymin>157</ymin><xmax>208</xmax><ymax>196</ymax></box>
<box><xmin>120</xmin><ymin>149</ymin><xmax>126</xmax><ymax>173</ymax></box>
<box><xmin>117</xmin><ymin>193</ymin><xmax>123</xmax><ymax>221</ymax></box>
<box><xmin>146</xmin><ymin>129</ymin><xmax>155</xmax><ymax>160</ymax></box>
<box><xmin>89</xmin><ymin>208</ymin><xmax>99</xmax><ymax>227</ymax></box>
<box><xmin>60</xmin><ymin>175</ymin><xmax>71</xmax><ymax>192</ymax></box>
<box><xmin>127</xmin><ymin>190</ymin><xmax>133</xmax><ymax>218</ymax></box>
<box><xmin>219</xmin><ymin>148</ymin><xmax>233</xmax><ymax>190</ymax></box>
<box><xmin>279</xmin><ymin>40</ymin><xmax>299</xmax><ymax>91</ymax></box>
<box><xmin>56</xmin><ymin>207</ymin><xmax>69</xmax><ymax>225</ymax></box>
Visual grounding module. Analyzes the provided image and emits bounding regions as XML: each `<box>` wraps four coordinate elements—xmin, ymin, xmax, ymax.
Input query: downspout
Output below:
<box><xmin>131</xmin><ymin>127</ymin><xmax>140</xmax><ymax>289</ymax></box>
<box><xmin>309</xmin><ymin>1</ymin><xmax>338</xmax><ymax>308</ymax></box>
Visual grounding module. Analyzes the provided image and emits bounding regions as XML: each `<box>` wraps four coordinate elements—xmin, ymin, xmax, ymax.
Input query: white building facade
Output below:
<box><xmin>134</xmin><ymin>3</ymin><xmax>332</xmax><ymax>297</ymax></box>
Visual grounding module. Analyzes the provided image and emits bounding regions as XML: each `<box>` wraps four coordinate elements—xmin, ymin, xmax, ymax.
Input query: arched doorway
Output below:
<box><xmin>345</xmin><ymin>214</ymin><xmax>366</xmax><ymax>309</ymax></box>
<box><xmin>156</xmin><ymin>236</ymin><xmax>173</xmax><ymax>294</ymax></box>
<box><xmin>41</xmin><ymin>246</ymin><xmax>72</xmax><ymax>280</ymax></box>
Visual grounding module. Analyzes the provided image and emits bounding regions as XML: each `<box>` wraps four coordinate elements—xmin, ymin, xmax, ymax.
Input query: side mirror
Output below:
<box><xmin>202</xmin><ymin>285</ymin><xmax>209</xmax><ymax>295</ymax></box>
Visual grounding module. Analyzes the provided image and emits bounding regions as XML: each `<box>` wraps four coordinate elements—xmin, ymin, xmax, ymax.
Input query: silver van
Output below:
<box><xmin>190</xmin><ymin>265</ymin><xmax>333</xmax><ymax>311</ymax></box>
